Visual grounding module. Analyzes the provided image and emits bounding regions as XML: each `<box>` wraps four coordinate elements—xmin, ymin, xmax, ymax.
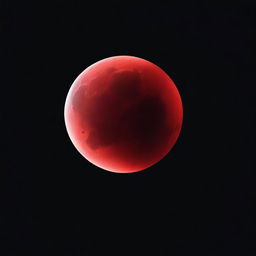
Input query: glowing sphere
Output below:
<box><xmin>64</xmin><ymin>56</ymin><xmax>183</xmax><ymax>173</ymax></box>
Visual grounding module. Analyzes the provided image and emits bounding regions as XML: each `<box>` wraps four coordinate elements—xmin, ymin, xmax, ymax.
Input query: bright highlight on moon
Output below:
<box><xmin>64</xmin><ymin>56</ymin><xmax>183</xmax><ymax>173</ymax></box>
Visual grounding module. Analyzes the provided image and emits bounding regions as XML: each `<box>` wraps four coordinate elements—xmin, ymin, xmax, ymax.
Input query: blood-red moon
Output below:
<box><xmin>64</xmin><ymin>56</ymin><xmax>183</xmax><ymax>173</ymax></box>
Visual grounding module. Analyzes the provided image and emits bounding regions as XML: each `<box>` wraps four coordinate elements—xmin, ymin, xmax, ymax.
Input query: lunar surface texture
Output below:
<box><xmin>64</xmin><ymin>56</ymin><xmax>183</xmax><ymax>173</ymax></box>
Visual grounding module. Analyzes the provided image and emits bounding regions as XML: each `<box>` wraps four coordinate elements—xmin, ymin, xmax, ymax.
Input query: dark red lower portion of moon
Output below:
<box><xmin>64</xmin><ymin>56</ymin><xmax>183</xmax><ymax>173</ymax></box>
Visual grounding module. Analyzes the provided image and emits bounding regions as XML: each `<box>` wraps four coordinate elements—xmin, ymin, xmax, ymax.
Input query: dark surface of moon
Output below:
<box><xmin>64</xmin><ymin>56</ymin><xmax>183</xmax><ymax>173</ymax></box>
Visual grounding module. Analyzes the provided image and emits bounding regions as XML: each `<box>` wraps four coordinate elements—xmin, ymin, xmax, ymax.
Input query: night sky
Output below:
<box><xmin>2</xmin><ymin>2</ymin><xmax>256</xmax><ymax>254</ymax></box>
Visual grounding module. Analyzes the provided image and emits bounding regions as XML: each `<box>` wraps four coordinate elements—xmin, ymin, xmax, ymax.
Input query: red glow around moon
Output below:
<box><xmin>64</xmin><ymin>56</ymin><xmax>183</xmax><ymax>173</ymax></box>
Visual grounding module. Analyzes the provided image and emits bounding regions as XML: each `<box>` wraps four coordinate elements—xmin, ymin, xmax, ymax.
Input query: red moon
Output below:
<box><xmin>64</xmin><ymin>56</ymin><xmax>183</xmax><ymax>173</ymax></box>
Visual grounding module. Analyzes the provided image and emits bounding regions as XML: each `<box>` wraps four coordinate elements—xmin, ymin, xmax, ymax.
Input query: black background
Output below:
<box><xmin>2</xmin><ymin>2</ymin><xmax>256</xmax><ymax>254</ymax></box>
